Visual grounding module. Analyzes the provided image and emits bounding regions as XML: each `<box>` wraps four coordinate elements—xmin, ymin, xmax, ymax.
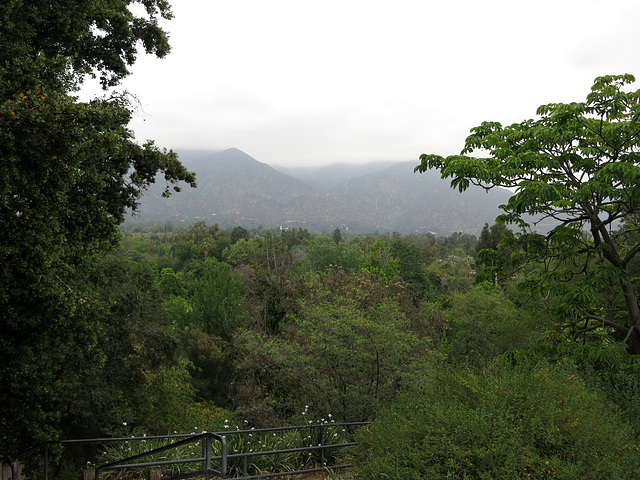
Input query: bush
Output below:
<box><xmin>356</xmin><ymin>360</ymin><xmax>640</xmax><ymax>479</ymax></box>
<box><xmin>444</xmin><ymin>283</ymin><xmax>545</xmax><ymax>365</ymax></box>
<box><xmin>231</xmin><ymin>295</ymin><xmax>430</xmax><ymax>425</ymax></box>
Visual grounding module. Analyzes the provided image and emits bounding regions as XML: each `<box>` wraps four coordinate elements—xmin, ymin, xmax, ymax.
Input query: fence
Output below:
<box><xmin>17</xmin><ymin>422</ymin><xmax>368</xmax><ymax>480</ymax></box>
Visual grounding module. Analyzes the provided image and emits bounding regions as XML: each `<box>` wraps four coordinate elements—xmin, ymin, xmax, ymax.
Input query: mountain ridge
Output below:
<box><xmin>133</xmin><ymin>148</ymin><xmax>513</xmax><ymax>235</ymax></box>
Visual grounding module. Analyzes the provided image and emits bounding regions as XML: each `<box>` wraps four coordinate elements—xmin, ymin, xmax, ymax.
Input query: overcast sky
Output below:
<box><xmin>85</xmin><ymin>0</ymin><xmax>640</xmax><ymax>167</ymax></box>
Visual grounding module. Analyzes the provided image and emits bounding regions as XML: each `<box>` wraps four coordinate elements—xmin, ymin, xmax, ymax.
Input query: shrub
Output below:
<box><xmin>356</xmin><ymin>360</ymin><xmax>640</xmax><ymax>479</ymax></box>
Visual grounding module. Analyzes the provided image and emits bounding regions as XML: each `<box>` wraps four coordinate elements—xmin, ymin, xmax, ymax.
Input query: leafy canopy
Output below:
<box><xmin>416</xmin><ymin>74</ymin><xmax>640</xmax><ymax>352</ymax></box>
<box><xmin>1</xmin><ymin>0</ymin><xmax>173</xmax><ymax>89</ymax></box>
<box><xmin>0</xmin><ymin>0</ymin><xmax>195</xmax><ymax>454</ymax></box>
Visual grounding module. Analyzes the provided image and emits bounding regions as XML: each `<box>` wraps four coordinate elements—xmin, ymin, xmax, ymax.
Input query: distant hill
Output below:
<box><xmin>327</xmin><ymin>162</ymin><xmax>512</xmax><ymax>234</ymax></box>
<box><xmin>131</xmin><ymin>148</ymin><xmax>515</xmax><ymax>235</ymax></box>
<box><xmin>273</xmin><ymin>162</ymin><xmax>397</xmax><ymax>192</ymax></box>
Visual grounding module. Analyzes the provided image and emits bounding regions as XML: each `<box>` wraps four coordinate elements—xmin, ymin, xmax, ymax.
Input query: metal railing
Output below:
<box><xmin>20</xmin><ymin>422</ymin><xmax>368</xmax><ymax>479</ymax></box>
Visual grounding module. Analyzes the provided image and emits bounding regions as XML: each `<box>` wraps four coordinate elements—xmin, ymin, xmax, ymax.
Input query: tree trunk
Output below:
<box><xmin>621</xmin><ymin>279</ymin><xmax>640</xmax><ymax>354</ymax></box>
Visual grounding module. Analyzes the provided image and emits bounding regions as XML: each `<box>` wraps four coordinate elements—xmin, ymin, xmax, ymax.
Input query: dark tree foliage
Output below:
<box><xmin>280</xmin><ymin>227</ymin><xmax>312</xmax><ymax>248</ymax></box>
<box><xmin>0</xmin><ymin>0</ymin><xmax>195</xmax><ymax>455</ymax></box>
<box><xmin>475</xmin><ymin>222</ymin><xmax>514</xmax><ymax>279</ymax></box>
<box><xmin>1</xmin><ymin>0</ymin><xmax>173</xmax><ymax>89</ymax></box>
<box><xmin>230</xmin><ymin>225</ymin><xmax>250</xmax><ymax>244</ymax></box>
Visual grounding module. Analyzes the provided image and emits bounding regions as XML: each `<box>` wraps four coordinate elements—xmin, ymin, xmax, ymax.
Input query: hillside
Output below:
<box><xmin>327</xmin><ymin>162</ymin><xmax>511</xmax><ymax>234</ymax></box>
<box><xmin>132</xmin><ymin>148</ymin><xmax>514</xmax><ymax>235</ymax></box>
<box><xmin>272</xmin><ymin>161</ymin><xmax>397</xmax><ymax>191</ymax></box>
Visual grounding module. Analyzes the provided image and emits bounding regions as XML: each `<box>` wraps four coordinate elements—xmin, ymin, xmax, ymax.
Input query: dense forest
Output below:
<box><xmin>15</xmin><ymin>220</ymin><xmax>640</xmax><ymax>478</ymax></box>
<box><xmin>4</xmin><ymin>0</ymin><xmax>640</xmax><ymax>478</ymax></box>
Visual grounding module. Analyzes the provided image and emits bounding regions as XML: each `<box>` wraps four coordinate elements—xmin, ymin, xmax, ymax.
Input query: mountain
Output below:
<box><xmin>137</xmin><ymin>149</ymin><xmax>377</xmax><ymax>231</ymax></box>
<box><xmin>327</xmin><ymin>162</ymin><xmax>511</xmax><ymax>234</ymax></box>
<box><xmin>272</xmin><ymin>162</ymin><xmax>397</xmax><ymax>192</ymax></box>
<box><xmin>131</xmin><ymin>148</ymin><xmax>514</xmax><ymax>235</ymax></box>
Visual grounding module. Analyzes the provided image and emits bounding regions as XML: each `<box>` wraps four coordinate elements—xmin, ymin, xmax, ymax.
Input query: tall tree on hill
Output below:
<box><xmin>0</xmin><ymin>0</ymin><xmax>195</xmax><ymax>454</ymax></box>
<box><xmin>416</xmin><ymin>74</ymin><xmax>640</xmax><ymax>353</ymax></box>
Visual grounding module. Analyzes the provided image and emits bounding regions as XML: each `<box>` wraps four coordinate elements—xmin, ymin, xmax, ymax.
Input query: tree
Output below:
<box><xmin>190</xmin><ymin>257</ymin><xmax>243</xmax><ymax>339</ymax></box>
<box><xmin>231</xmin><ymin>278</ymin><xmax>428</xmax><ymax>425</ymax></box>
<box><xmin>476</xmin><ymin>222</ymin><xmax>511</xmax><ymax>253</ymax></box>
<box><xmin>73</xmin><ymin>254</ymin><xmax>178</xmax><ymax>437</ymax></box>
<box><xmin>443</xmin><ymin>283</ymin><xmax>545</xmax><ymax>365</ymax></box>
<box><xmin>1</xmin><ymin>0</ymin><xmax>173</xmax><ymax>90</ymax></box>
<box><xmin>416</xmin><ymin>74</ymin><xmax>640</xmax><ymax>353</ymax></box>
<box><xmin>390</xmin><ymin>239</ymin><xmax>427</xmax><ymax>287</ymax></box>
<box><xmin>332</xmin><ymin>227</ymin><xmax>342</xmax><ymax>245</ymax></box>
<box><xmin>230</xmin><ymin>225</ymin><xmax>249</xmax><ymax>244</ymax></box>
<box><xmin>0</xmin><ymin>0</ymin><xmax>195</xmax><ymax>454</ymax></box>
<box><xmin>304</xmin><ymin>241</ymin><xmax>366</xmax><ymax>273</ymax></box>
<box><xmin>280</xmin><ymin>227</ymin><xmax>312</xmax><ymax>248</ymax></box>
<box><xmin>360</xmin><ymin>238</ymin><xmax>400</xmax><ymax>281</ymax></box>
<box><xmin>157</xmin><ymin>267</ymin><xmax>187</xmax><ymax>298</ymax></box>
<box><xmin>475</xmin><ymin>222</ymin><xmax>513</xmax><ymax>284</ymax></box>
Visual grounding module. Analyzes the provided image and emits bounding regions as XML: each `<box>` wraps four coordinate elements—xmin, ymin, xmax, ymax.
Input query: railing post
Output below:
<box><xmin>243</xmin><ymin>454</ymin><xmax>248</xmax><ymax>477</ymax></box>
<box><xmin>320</xmin><ymin>425</ymin><xmax>325</xmax><ymax>468</ymax></box>
<box><xmin>201</xmin><ymin>436</ymin><xmax>206</xmax><ymax>475</ymax></box>
<box><xmin>204</xmin><ymin>435</ymin><xmax>212</xmax><ymax>480</ymax></box>
<box><xmin>220</xmin><ymin>435</ymin><xmax>227</xmax><ymax>476</ymax></box>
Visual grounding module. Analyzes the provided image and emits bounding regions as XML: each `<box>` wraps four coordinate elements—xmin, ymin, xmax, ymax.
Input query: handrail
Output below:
<box><xmin>94</xmin><ymin>432</ymin><xmax>226</xmax><ymax>480</ymax></box>
<box><xmin>19</xmin><ymin>422</ymin><xmax>368</xmax><ymax>479</ymax></box>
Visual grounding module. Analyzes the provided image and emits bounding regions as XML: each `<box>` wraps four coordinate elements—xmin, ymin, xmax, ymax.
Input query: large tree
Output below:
<box><xmin>1</xmin><ymin>0</ymin><xmax>195</xmax><ymax>454</ymax></box>
<box><xmin>416</xmin><ymin>74</ymin><xmax>640</xmax><ymax>353</ymax></box>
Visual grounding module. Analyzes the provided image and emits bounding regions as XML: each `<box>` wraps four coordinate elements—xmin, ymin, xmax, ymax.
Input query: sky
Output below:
<box><xmin>83</xmin><ymin>0</ymin><xmax>640</xmax><ymax>167</ymax></box>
